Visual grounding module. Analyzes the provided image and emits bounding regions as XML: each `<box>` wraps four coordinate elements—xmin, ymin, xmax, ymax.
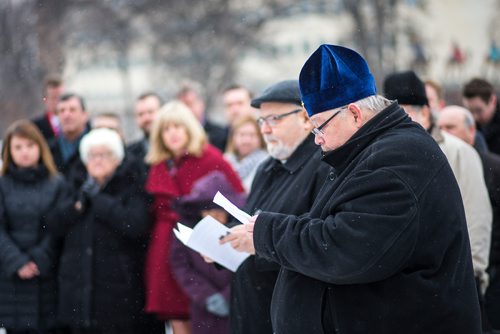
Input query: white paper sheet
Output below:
<box><xmin>173</xmin><ymin>215</ymin><xmax>250</xmax><ymax>272</ymax></box>
<box><xmin>213</xmin><ymin>191</ymin><xmax>251</xmax><ymax>224</ymax></box>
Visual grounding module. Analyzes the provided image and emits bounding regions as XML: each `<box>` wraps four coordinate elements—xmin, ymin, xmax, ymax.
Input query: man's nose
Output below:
<box><xmin>260</xmin><ymin>122</ymin><xmax>271</xmax><ymax>134</ymax></box>
<box><xmin>314</xmin><ymin>134</ymin><xmax>324</xmax><ymax>146</ymax></box>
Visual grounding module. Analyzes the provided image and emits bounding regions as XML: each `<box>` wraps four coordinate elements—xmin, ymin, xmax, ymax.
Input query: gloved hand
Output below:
<box><xmin>205</xmin><ymin>292</ymin><xmax>229</xmax><ymax>317</ymax></box>
<box><xmin>81</xmin><ymin>176</ymin><xmax>100</xmax><ymax>197</ymax></box>
<box><xmin>75</xmin><ymin>176</ymin><xmax>100</xmax><ymax>212</ymax></box>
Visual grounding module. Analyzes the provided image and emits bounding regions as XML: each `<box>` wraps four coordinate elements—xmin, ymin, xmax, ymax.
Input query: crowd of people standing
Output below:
<box><xmin>0</xmin><ymin>44</ymin><xmax>500</xmax><ymax>334</ymax></box>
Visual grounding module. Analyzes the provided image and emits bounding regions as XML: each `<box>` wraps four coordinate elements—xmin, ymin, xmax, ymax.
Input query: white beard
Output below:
<box><xmin>264</xmin><ymin>135</ymin><xmax>300</xmax><ymax>160</ymax></box>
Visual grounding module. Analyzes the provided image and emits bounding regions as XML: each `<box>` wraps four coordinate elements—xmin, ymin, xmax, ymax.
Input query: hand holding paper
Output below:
<box><xmin>219</xmin><ymin>224</ymin><xmax>256</xmax><ymax>255</ymax></box>
<box><xmin>173</xmin><ymin>215</ymin><xmax>250</xmax><ymax>272</ymax></box>
<box><xmin>213</xmin><ymin>191</ymin><xmax>251</xmax><ymax>224</ymax></box>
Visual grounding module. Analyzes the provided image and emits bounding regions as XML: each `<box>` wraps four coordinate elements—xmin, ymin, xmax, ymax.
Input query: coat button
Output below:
<box><xmin>329</xmin><ymin>171</ymin><xmax>336</xmax><ymax>180</ymax></box>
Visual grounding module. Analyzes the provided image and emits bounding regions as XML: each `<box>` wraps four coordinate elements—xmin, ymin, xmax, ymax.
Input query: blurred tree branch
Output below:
<box><xmin>0</xmin><ymin>0</ymin><xmax>428</xmax><ymax>136</ymax></box>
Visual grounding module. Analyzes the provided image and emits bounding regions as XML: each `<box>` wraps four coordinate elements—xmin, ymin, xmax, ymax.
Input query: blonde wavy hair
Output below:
<box><xmin>146</xmin><ymin>100</ymin><xmax>207</xmax><ymax>164</ymax></box>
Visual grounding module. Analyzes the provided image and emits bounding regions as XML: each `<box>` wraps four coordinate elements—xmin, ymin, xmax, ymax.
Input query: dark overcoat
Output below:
<box><xmin>230</xmin><ymin>134</ymin><xmax>330</xmax><ymax>334</ymax></box>
<box><xmin>254</xmin><ymin>103</ymin><xmax>482</xmax><ymax>334</ymax></box>
<box><xmin>0</xmin><ymin>165</ymin><xmax>67</xmax><ymax>330</ymax></box>
<box><xmin>49</xmin><ymin>156</ymin><xmax>151</xmax><ymax>329</ymax></box>
<box><xmin>478</xmin><ymin>101</ymin><xmax>500</xmax><ymax>155</ymax></box>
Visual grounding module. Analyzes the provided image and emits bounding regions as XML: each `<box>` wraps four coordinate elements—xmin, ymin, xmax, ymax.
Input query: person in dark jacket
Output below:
<box><xmin>0</xmin><ymin>120</ymin><xmax>68</xmax><ymax>333</ymax></box>
<box><xmin>176</xmin><ymin>82</ymin><xmax>228</xmax><ymax>151</ymax></box>
<box><xmin>48</xmin><ymin>93</ymin><xmax>90</xmax><ymax>179</ymax></box>
<box><xmin>463</xmin><ymin>78</ymin><xmax>500</xmax><ymax>155</ymax></box>
<box><xmin>32</xmin><ymin>76</ymin><xmax>64</xmax><ymax>142</ymax></box>
<box><xmin>171</xmin><ymin>171</ymin><xmax>246</xmax><ymax>334</ymax></box>
<box><xmin>49</xmin><ymin>128</ymin><xmax>151</xmax><ymax>334</ymax></box>
<box><xmin>127</xmin><ymin>92</ymin><xmax>163</xmax><ymax>164</ymax></box>
<box><xmin>437</xmin><ymin>105</ymin><xmax>500</xmax><ymax>331</ymax></box>
<box><xmin>219</xmin><ymin>80</ymin><xmax>330</xmax><ymax>334</ymax></box>
<box><xmin>232</xmin><ymin>45</ymin><xmax>482</xmax><ymax>333</ymax></box>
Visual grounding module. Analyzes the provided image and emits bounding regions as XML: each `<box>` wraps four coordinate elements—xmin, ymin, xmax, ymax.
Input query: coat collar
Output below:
<box><xmin>7</xmin><ymin>163</ymin><xmax>49</xmax><ymax>183</ymax></box>
<box><xmin>264</xmin><ymin>134</ymin><xmax>319</xmax><ymax>174</ymax></box>
<box><xmin>322</xmin><ymin>102</ymin><xmax>408</xmax><ymax>173</ymax></box>
<box><xmin>429</xmin><ymin>124</ymin><xmax>444</xmax><ymax>144</ymax></box>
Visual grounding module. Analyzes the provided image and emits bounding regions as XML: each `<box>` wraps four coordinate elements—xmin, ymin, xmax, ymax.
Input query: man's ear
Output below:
<box><xmin>300</xmin><ymin>109</ymin><xmax>313</xmax><ymax>130</ymax></box>
<box><xmin>490</xmin><ymin>94</ymin><xmax>497</xmax><ymax>108</ymax></box>
<box><xmin>348</xmin><ymin>103</ymin><xmax>364</xmax><ymax>128</ymax></box>
<box><xmin>469</xmin><ymin>124</ymin><xmax>476</xmax><ymax>140</ymax></box>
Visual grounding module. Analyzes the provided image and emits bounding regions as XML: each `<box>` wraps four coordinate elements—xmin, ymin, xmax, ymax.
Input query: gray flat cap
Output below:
<box><xmin>251</xmin><ymin>80</ymin><xmax>302</xmax><ymax>108</ymax></box>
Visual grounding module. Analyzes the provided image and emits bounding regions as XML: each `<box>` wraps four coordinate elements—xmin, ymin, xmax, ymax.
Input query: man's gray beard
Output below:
<box><xmin>264</xmin><ymin>136</ymin><xmax>301</xmax><ymax>160</ymax></box>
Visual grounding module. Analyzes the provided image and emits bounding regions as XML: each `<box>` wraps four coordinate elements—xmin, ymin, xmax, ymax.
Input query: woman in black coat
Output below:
<box><xmin>0</xmin><ymin>120</ymin><xmax>67</xmax><ymax>333</ymax></box>
<box><xmin>49</xmin><ymin>128</ymin><xmax>151</xmax><ymax>334</ymax></box>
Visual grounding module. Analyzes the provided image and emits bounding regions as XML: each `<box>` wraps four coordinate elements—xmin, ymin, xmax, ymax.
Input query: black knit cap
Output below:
<box><xmin>383</xmin><ymin>70</ymin><xmax>429</xmax><ymax>106</ymax></box>
<box><xmin>251</xmin><ymin>80</ymin><xmax>302</xmax><ymax>108</ymax></box>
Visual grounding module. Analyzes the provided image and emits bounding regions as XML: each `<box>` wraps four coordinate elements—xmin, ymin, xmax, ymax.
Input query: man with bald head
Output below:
<box><xmin>438</xmin><ymin>106</ymin><xmax>477</xmax><ymax>147</ymax></box>
<box><xmin>438</xmin><ymin>106</ymin><xmax>500</xmax><ymax>332</ymax></box>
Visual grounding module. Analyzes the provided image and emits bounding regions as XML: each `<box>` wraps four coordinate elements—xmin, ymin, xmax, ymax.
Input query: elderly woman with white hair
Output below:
<box><xmin>50</xmin><ymin>128</ymin><xmax>151</xmax><ymax>334</ymax></box>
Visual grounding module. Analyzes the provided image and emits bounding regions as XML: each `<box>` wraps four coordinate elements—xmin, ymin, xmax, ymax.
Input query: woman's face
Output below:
<box><xmin>86</xmin><ymin>145</ymin><xmax>120</xmax><ymax>184</ymax></box>
<box><xmin>161</xmin><ymin>122</ymin><xmax>189</xmax><ymax>157</ymax></box>
<box><xmin>10</xmin><ymin>135</ymin><xmax>40</xmax><ymax>168</ymax></box>
<box><xmin>233</xmin><ymin>122</ymin><xmax>261</xmax><ymax>158</ymax></box>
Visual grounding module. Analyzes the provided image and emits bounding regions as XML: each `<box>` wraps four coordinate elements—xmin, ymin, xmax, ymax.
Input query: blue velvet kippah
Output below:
<box><xmin>299</xmin><ymin>44</ymin><xmax>377</xmax><ymax>116</ymax></box>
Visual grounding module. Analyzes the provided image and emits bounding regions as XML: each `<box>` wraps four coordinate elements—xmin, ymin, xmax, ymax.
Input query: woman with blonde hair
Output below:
<box><xmin>224</xmin><ymin>116</ymin><xmax>268</xmax><ymax>192</ymax></box>
<box><xmin>144</xmin><ymin>100</ymin><xmax>244</xmax><ymax>334</ymax></box>
<box><xmin>0</xmin><ymin>120</ymin><xmax>67</xmax><ymax>333</ymax></box>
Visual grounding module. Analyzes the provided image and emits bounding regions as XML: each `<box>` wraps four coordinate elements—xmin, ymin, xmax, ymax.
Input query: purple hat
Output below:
<box><xmin>177</xmin><ymin>171</ymin><xmax>246</xmax><ymax>213</ymax></box>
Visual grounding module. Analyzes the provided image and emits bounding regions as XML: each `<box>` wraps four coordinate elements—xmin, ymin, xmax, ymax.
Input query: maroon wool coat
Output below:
<box><xmin>144</xmin><ymin>144</ymin><xmax>244</xmax><ymax>320</ymax></box>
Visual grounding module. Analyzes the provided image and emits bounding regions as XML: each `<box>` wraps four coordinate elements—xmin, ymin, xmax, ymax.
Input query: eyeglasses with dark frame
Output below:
<box><xmin>311</xmin><ymin>106</ymin><xmax>348</xmax><ymax>137</ymax></box>
<box><xmin>257</xmin><ymin>108</ymin><xmax>302</xmax><ymax>128</ymax></box>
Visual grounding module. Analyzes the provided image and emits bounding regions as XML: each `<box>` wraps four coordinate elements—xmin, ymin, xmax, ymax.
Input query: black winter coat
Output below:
<box><xmin>477</xmin><ymin>149</ymin><xmax>500</xmax><ymax>266</ymax></box>
<box><xmin>478</xmin><ymin>101</ymin><xmax>500</xmax><ymax>155</ymax></box>
<box><xmin>0</xmin><ymin>165</ymin><xmax>67</xmax><ymax>330</ymax></box>
<box><xmin>32</xmin><ymin>113</ymin><xmax>57</xmax><ymax>142</ymax></box>
<box><xmin>254</xmin><ymin>103</ymin><xmax>482</xmax><ymax>334</ymax></box>
<box><xmin>204</xmin><ymin>120</ymin><xmax>228</xmax><ymax>152</ymax></box>
<box><xmin>230</xmin><ymin>135</ymin><xmax>330</xmax><ymax>334</ymax></box>
<box><xmin>126</xmin><ymin>137</ymin><xmax>150</xmax><ymax>177</ymax></box>
<box><xmin>49</xmin><ymin>156</ymin><xmax>151</xmax><ymax>329</ymax></box>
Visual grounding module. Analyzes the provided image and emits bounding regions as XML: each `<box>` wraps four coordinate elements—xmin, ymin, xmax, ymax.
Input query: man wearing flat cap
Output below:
<box><xmin>219</xmin><ymin>80</ymin><xmax>330</xmax><ymax>334</ymax></box>
<box><xmin>384</xmin><ymin>71</ymin><xmax>492</xmax><ymax>301</ymax></box>
<box><xmin>231</xmin><ymin>45</ymin><xmax>482</xmax><ymax>333</ymax></box>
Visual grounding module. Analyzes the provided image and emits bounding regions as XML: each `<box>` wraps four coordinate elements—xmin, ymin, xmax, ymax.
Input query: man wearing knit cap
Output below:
<box><xmin>232</xmin><ymin>45</ymin><xmax>482</xmax><ymax>333</ymax></box>
<box><xmin>384</xmin><ymin>71</ymin><xmax>492</xmax><ymax>300</ymax></box>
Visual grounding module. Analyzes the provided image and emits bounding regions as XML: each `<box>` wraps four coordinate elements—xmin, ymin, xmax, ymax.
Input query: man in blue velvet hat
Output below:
<box><xmin>230</xmin><ymin>45</ymin><xmax>482</xmax><ymax>333</ymax></box>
